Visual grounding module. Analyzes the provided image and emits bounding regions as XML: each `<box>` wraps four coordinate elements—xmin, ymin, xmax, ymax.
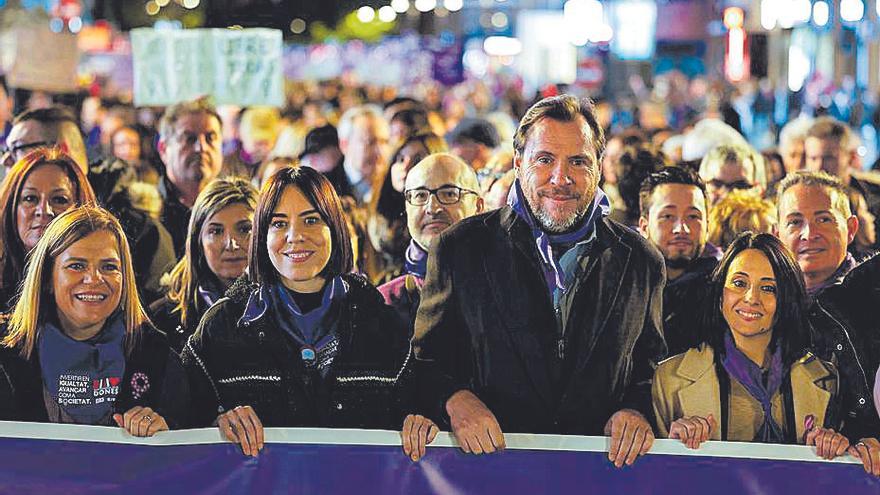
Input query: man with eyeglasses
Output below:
<box><xmin>378</xmin><ymin>153</ymin><xmax>483</xmax><ymax>331</ymax></box>
<box><xmin>413</xmin><ymin>95</ymin><xmax>666</xmax><ymax>467</ymax></box>
<box><xmin>698</xmin><ymin>143</ymin><xmax>766</xmax><ymax>207</ymax></box>
<box><xmin>157</xmin><ymin>97</ymin><xmax>224</xmax><ymax>257</ymax></box>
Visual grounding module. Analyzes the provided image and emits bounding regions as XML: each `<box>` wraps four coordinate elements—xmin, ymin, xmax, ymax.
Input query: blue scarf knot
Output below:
<box><xmin>507</xmin><ymin>179</ymin><xmax>610</xmax><ymax>294</ymax></box>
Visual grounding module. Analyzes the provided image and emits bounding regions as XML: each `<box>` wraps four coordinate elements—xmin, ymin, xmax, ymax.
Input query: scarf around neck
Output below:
<box><xmin>404</xmin><ymin>240</ymin><xmax>429</xmax><ymax>279</ymax></box>
<box><xmin>807</xmin><ymin>252</ymin><xmax>857</xmax><ymax>299</ymax></box>
<box><xmin>721</xmin><ymin>332</ymin><xmax>785</xmax><ymax>443</ymax></box>
<box><xmin>507</xmin><ymin>179</ymin><xmax>610</xmax><ymax>293</ymax></box>
<box><xmin>38</xmin><ymin>313</ymin><xmax>127</xmax><ymax>425</ymax></box>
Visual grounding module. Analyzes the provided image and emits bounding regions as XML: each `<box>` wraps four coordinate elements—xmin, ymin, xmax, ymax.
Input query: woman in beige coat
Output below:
<box><xmin>652</xmin><ymin>232</ymin><xmax>851</xmax><ymax>461</ymax></box>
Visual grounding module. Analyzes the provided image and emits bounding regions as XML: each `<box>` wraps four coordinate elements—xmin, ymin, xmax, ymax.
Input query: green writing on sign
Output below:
<box><xmin>131</xmin><ymin>28</ymin><xmax>284</xmax><ymax>107</ymax></box>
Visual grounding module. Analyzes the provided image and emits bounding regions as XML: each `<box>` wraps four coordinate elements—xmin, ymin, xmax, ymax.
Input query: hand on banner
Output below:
<box><xmin>848</xmin><ymin>437</ymin><xmax>880</xmax><ymax>476</ymax></box>
<box><xmin>217</xmin><ymin>405</ymin><xmax>264</xmax><ymax>457</ymax></box>
<box><xmin>804</xmin><ymin>426</ymin><xmax>849</xmax><ymax>460</ymax></box>
<box><xmin>668</xmin><ymin>414</ymin><xmax>716</xmax><ymax>450</ymax></box>
<box><xmin>604</xmin><ymin>408</ymin><xmax>654</xmax><ymax>468</ymax></box>
<box><xmin>114</xmin><ymin>406</ymin><xmax>169</xmax><ymax>437</ymax></box>
<box><xmin>446</xmin><ymin>390</ymin><xmax>506</xmax><ymax>455</ymax></box>
<box><xmin>401</xmin><ymin>414</ymin><xmax>439</xmax><ymax>462</ymax></box>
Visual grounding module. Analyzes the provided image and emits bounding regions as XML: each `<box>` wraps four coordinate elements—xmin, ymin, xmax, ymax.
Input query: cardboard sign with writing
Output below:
<box><xmin>131</xmin><ymin>28</ymin><xmax>283</xmax><ymax>107</ymax></box>
<box><xmin>0</xmin><ymin>27</ymin><xmax>80</xmax><ymax>93</ymax></box>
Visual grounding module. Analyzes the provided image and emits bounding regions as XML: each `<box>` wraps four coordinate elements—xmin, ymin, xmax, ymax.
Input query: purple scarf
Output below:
<box><xmin>807</xmin><ymin>252</ymin><xmax>857</xmax><ymax>299</ymax></box>
<box><xmin>721</xmin><ymin>332</ymin><xmax>785</xmax><ymax>443</ymax></box>
<box><xmin>507</xmin><ymin>179</ymin><xmax>610</xmax><ymax>294</ymax></box>
<box><xmin>404</xmin><ymin>240</ymin><xmax>428</xmax><ymax>279</ymax></box>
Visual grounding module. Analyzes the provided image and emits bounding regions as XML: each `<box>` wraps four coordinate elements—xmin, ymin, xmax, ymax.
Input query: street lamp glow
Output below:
<box><xmin>444</xmin><ymin>0</ymin><xmax>463</xmax><ymax>12</ymax></box>
<box><xmin>391</xmin><ymin>0</ymin><xmax>410</xmax><ymax>13</ymax></box>
<box><xmin>840</xmin><ymin>0</ymin><xmax>864</xmax><ymax>22</ymax></box>
<box><xmin>289</xmin><ymin>18</ymin><xmax>307</xmax><ymax>34</ymax></box>
<box><xmin>483</xmin><ymin>36</ymin><xmax>522</xmax><ymax>56</ymax></box>
<box><xmin>357</xmin><ymin>6</ymin><xmax>376</xmax><ymax>22</ymax></box>
<box><xmin>414</xmin><ymin>0</ymin><xmax>437</xmax><ymax>12</ymax></box>
<box><xmin>490</xmin><ymin>12</ymin><xmax>508</xmax><ymax>28</ymax></box>
<box><xmin>564</xmin><ymin>0</ymin><xmax>603</xmax><ymax>46</ymax></box>
<box><xmin>378</xmin><ymin>5</ymin><xmax>397</xmax><ymax>22</ymax></box>
<box><xmin>68</xmin><ymin>15</ymin><xmax>83</xmax><ymax>33</ymax></box>
<box><xmin>812</xmin><ymin>0</ymin><xmax>829</xmax><ymax>26</ymax></box>
<box><xmin>793</xmin><ymin>0</ymin><xmax>811</xmax><ymax>23</ymax></box>
<box><xmin>181</xmin><ymin>0</ymin><xmax>200</xmax><ymax>9</ymax></box>
<box><xmin>145</xmin><ymin>0</ymin><xmax>160</xmax><ymax>15</ymax></box>
<box><xmin>760</xmin><ymin>0</ymin><xmax>777</xmax><ymax>30</ymax></box>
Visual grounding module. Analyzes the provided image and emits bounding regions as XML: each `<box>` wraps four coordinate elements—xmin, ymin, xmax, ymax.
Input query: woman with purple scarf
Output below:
<box><xmin>180</xmin><ymin>167</ymin><xmax>435</xmax><ymax>461</ymax></box>
<box><xmin>652</xmin><ymin>232</ymin><xmax>864</xmax><ymax>464</ymax></box>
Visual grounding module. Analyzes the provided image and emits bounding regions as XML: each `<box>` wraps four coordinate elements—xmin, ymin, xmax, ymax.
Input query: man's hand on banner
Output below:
<box><xmin>604</xmin><ymin>408</ymin><xmax>654</xmax><ymax>468</ymax></box>
<box><xmin>401</xmin><ymin>414</ymin><xmax>439</xmax><ymax>462</ymax></box>
<box><xmin>446</xmin><ymin>390</ymin><xmax>506</xmax><ymax>455</ymax></box>
<box><xmin>668</xmin><ymin>414</ymin><xmax>716</xmax><ymax>450</ymax></box>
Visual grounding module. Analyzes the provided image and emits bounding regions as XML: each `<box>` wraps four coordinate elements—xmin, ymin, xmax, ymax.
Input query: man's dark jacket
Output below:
<box><xmin>663</xmin><ymin>256</ymin><xmax>718</xmax><ymax>357</ymax></box>
<box><xmin>809</xmin><ymin>254</ymin><xmax>880</xmax><ymax>441</ymax></box>
<box><xmin>413</xmin><ymin>206</ymin><xmax>667</xmax><ymax>435</ymax></box>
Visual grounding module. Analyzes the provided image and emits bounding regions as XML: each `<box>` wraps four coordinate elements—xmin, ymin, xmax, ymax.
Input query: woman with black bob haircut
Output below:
<box><xmin>181</xmin><ymin>166</ymin><xmax>437</xmax><ymax>461</ymax></box>
<box><xmin>652</xmin><ymin>232</ymin><xmax>863</xmax><ymax>464</ymax></box>
<box><xmin>0</xmin><ymin>206</ymin><xmax>184</xmax><ymax>435</ymax></box>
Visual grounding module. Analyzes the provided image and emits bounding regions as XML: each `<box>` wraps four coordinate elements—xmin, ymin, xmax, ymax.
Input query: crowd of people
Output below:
<box><xmin>2</xmin><ymin>73</ymin><xmax>880</xmax><ymax>476</ymax></box>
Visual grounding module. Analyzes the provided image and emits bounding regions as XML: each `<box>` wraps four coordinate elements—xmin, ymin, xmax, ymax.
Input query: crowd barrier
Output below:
<box><xmin>0</xmin><ymin>421</ymin><xmax>877</xmax><ymax>494</ymax></box>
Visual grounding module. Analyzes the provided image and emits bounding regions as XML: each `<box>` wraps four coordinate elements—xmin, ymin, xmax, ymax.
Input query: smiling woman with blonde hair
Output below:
<box><xmin>0</xmin><ymin>205</ymin><xmax>184</xmax><ymax>436</ymax></box>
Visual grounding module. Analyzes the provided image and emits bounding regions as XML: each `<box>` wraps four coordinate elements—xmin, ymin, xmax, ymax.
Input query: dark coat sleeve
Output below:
<box><xmin>621</xmin><ymin>254</ymin><xmax>668</xmax><ymax>427</ymax></box>
<box><xmin>411</xmin><ymin>231</ymin><xmax>473</xmax><ymax>424</ymax></box>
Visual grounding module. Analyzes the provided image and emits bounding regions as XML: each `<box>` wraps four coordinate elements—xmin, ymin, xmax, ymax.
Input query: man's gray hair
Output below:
<box><xmin>778</xmin><ymin>116</ymin><xmax>814</xmax><ymax>153</ymax></box>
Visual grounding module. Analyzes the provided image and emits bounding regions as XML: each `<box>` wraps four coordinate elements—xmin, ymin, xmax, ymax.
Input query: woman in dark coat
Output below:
<box><xmin>149</xmin><ymin>177</ymin><xmax>258</xmax><ymax>352</ymax></box>
<box><xmin>0</xmin><ymin>206</ymin><xmax>184</xmax><ymax>435</ymax></box>
<box><xmin>181</xmin><ymin>166</ymin><xmax>436</xmax><ymax>459</ymax></box>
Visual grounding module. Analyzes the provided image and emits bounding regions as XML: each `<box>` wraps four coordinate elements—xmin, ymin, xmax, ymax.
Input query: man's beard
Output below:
<box><xmin>664</xmin><ymin>245</ymin><xmax>704</xmax><ymax>270</ymax></box>
<box><xmin>525</xmin><ymin>187</ymin><xmax>594</xmax><ymax>234</ymax></box>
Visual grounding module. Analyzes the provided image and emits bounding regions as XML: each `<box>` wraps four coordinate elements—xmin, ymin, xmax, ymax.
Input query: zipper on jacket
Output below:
<box><xmin>816</xmin><ymin>301</ymin><xmax>872</xmax><ymax>395</ymax></box>
<box><xmin>555</xmin><ymin>303</ymin><xmax>564</xmax><ymax>359</ymax></box>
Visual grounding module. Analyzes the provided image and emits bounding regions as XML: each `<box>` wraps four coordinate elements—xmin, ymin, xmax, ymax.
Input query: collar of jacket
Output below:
<box><xmin>667</xmin><ymin>344</ymin><xmax>836</xmax><ymax>441</ymax></box>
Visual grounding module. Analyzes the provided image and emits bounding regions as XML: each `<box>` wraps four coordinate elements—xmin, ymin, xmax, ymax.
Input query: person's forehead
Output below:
<box><xmin>780</xmin><ymin>183</ymin><xmax>839</xmax><ymax>214</ymax></box>
<box><xmin>524</xmin><ymin>117</ymin><xmax>596</xmax><ymax>156</ymax></box>
<box><xmin>176</xmin><ymin>112</ymin><xmax>221</xmax><ymax>132</ymax></box>
<box><xmin>729</xmin><ymin>248</ymin><xmax>773</xmax><ymax>275</ymax></box>
<box><xmin>651</xmin><ymin>183</ymin><xmax>705</xmax><ymax>210</ymax></box>
<box><xmin>60</xmin><ymin>231</ymin><xmax>119</xmax><ymax>258</ymax></box>
<box><xmin>805</xmin><ymin>136</ymin><xmax>842</xmax><ymax>152</ymax></box>
<box><xmin>275</xmin><ymin>186</ymin><xmax>314</xmax><ymax>214</ymax></box>
<box><xmin>713</xmin><ymin>160</ymin><xmax>751</xmax><ymax>180</ymax></box>
<box><xmin>7</xmin><ymin>120</ymin><xmax>58</xmax><ymax>145</ymax></box>
<box><xmin>406</xmin><ymin>161</ymin><xmax>465</xmax><ymax>190</ymax></box>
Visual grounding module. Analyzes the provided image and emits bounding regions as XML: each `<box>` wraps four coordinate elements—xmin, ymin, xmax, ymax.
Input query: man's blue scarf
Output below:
<box><xmin>507</xmin><ymin>179</ymin><xmax>610</xmax><ymax>294</ymax></box>
<box><xmin>38</xmin><ymin>314</ymin><xmax>127</xmax><ymax>425</ymax></box>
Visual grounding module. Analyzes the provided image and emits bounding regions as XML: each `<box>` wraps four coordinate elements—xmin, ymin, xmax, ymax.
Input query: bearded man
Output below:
<box><xmin>413</xmin><ymin>95</ymin><xmax>667</xmax><ymax>468</ymax></box>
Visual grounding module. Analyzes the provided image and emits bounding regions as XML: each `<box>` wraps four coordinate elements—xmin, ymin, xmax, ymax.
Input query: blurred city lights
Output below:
<box><xmin>181</xmin><ymin>0</ymin><xmax>200</xmax><ymax>9</ymax></box>
<box><xmin>563</xmin><ymin>0</ymin><xmax>602</xmax><ymax>46</ymax></box>
<box><xmin>391</xmin><ymin>0</ymin><xmax>410</xmax><ymax>13</ymax></box>
<box><xmin>289</xmin><ymin>18</ymin><xmax>307</xmax><ymax>34</ymax></box>
<box><xmin>725</xmin><ymin>8</ymin><xmax>747</xmax><ymax>83</ymax></box>
<box><xmin>609</xmin><ymin>0</ymin><xmax>655</xmax><ymax>59</ymax></box>
<box><xmin>49</xmin><ymin>17</ymin><xmax>64</xmax><ymax>32</ymax></box>
<box><xmin>788</xmin><ymin>44</ymin><xmax>811</xmax><ymax>92</ymax></box>
<box><xmin>793</xmin><ymin>0</ymin><xmax>812</xmax><ymax>24</ymax></box>
<box><xmin>444</xmin><ymin>0</ymin><xmax>463</xmax><ymax>12</ymax></box>
<box><xmin>483</xmin><ymin>36</ymin><xmax>522</xmax><ymax>56</ymax></box>
<box><xmin>760</xmin><ymin>0</ymin><xmax>777</xmax><ymax>30</ymax></box>
<box><xmin>145</xmin><ymin>1</ymin><xmax>160</xmax><ymax>16</ymax></box>
<box><xmin>812</xmin><ymin>0</ymin><xmax>830</xmax><ymax>26</ymax></box>
<box><xmin>490</xmin><ymin>12</ymin><xmax>508</xmax><ymax>28</ymax></box>
<box><xmin>357</xmin><ymin>6</ymin><xmax>376</xmax><ymax>22</ymax></box>
<box><xmin>68</xmin><ymin>16</ymin><xmax>83</xmax><ymax>33</ymax></box>
<box><xmin>840</xmin><ymin>0</ymin><xmax>865</xmax><ymax>22</ymax></box>
<box><xmin>414</xmin><ymin>0</ymin><xmax>437</xmax><ymax>12</ymax></box>
<box><xmin>156</xmin><ymin>0</ymin><xmax>170</xmax><ymax>6</ymax></box>
<box><xmin>378</xmin><ymin>5</ymin><xmax>397</xmax><ymax>22</ymax></box>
